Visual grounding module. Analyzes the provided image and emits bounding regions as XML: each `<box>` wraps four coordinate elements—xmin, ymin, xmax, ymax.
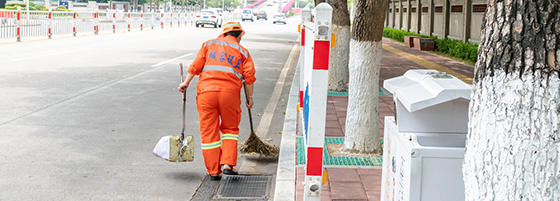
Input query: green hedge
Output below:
<box><xmin>285</xmin><ymin>11</ymin><xmax>294</xmax><ymax>18</ymax></box>
<box><xmin>383</xmin><ymin>28</ymin><xmax>479</xmax><ymax>63</ymax></box>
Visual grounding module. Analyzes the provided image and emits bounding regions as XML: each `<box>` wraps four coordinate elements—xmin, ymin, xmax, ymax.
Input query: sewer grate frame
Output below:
<box><xmin>213</xmin><ymin>174</ymin><xmax>273</xmax><ymax>200</ymax></box>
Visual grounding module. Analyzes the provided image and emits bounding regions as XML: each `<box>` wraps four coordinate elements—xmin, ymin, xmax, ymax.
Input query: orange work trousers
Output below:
<box><xmin>196</xmin><ymin>91</ymin><xmax>241</xmax><ymax>175</ymax></box>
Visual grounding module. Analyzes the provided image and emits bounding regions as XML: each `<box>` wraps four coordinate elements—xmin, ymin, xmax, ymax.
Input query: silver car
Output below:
<box><xmin>273</xmin><ymin>13</ymin><xmax>286</xmax><ymax>24</ymax></box>
<box><xmin>196</xmin><ymin>10</ymin><xmax>223</xmax><ymax>28</ymax></box>
<box><xmin>242</xmin><ymin>9</ymin><xmax>254</xmax><ymax>22</ymax></box>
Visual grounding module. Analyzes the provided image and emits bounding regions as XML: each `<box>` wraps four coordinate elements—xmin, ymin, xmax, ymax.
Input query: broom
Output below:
<box><xmin>238</xmin><ymin>81</ymin><xmax>280</xmax><ymax>157</ymax></box>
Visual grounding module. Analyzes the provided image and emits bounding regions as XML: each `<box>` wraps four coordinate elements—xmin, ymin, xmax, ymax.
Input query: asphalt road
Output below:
<box><xmin>0</xmin><ymin>13</ymin><xmax>300</xmax><ymax>200</ymax></box>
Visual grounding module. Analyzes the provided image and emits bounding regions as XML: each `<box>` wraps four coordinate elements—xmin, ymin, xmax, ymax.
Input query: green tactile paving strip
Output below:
<box><xmin>327</xmin><ymin>88</ymin><xmax>386</xmax><ymax>97</ymax></box>
<box><xmin>297</xmin><ymin>137</ymin><xmax>383</xmax><ymax>166</ymax></box>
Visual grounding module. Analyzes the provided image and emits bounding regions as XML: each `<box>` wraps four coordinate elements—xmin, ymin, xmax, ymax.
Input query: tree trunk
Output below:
<box><xmin>343</xmin><ymin>0</ymin><xmax>389</xmax><ymax>154</ymax></box>
<box><xmin>463</xmin><ymin>0</ymin><xmax>560</xmax><ymax>200</ymax></box>
<box><xmin>328</xmin><ymin>0</ymin><xmax>350</xmax><ymax>92</ymax></box>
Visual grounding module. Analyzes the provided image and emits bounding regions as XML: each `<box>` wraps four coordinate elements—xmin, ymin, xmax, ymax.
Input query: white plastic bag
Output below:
<box><xmin>153</xmin><ymin>135</ymin><xmax>194</xmax><ymax>162</ymax></box>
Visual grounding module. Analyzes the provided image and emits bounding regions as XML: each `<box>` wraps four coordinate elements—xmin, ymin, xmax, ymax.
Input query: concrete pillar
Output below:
<box><xmin>443</xmin><ymin>0</ymin><xmax>449</xmax><ymax>39</ymax></box>
<box><xmin>386</xmin><ymin>4</ymin><xmax>390</xmax><ymax>27</ymax></box>
<box><xmin>392</xmin><ymin>1</ymin><xmax>396</xmax><ymax>28</ymax></box>
<box><xmin>406</xmin><ymin>0</ymin><xmax>411</xmax><ymax>32</ymax></box>
<box><xmin>462</xmin><ymin>0</ymin><xmax>471</xmax><ymax>43</ymax></box>
<box><xmin>428</xmin><ymin>0</ymin><xmax>433</xmax><ymax>36</ymax></box>
<box><xmin>415</xmin><ymin>0</ymin><xmax>421</xmax><ymax>34</ymax></box>
<box><xmin>399</xmin><ymin>0</ymin><xmax>403</xmax><ymax>30</ymax></box>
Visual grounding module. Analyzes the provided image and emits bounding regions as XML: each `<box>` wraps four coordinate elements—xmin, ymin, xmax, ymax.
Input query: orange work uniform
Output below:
<box><xmin>187</xmin><ymin>34</ymin><xmax>256</xmax><ymax>175</ymax></box>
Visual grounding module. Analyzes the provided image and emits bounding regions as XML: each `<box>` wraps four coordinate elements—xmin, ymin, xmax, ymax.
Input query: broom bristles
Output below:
<box><xmin>239</xmin><ymin>132</ymin><xmax>279</xmax><ymax>157</ymax></box>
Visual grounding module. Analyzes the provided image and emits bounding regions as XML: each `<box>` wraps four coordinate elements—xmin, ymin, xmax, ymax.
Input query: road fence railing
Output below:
<box><xmin>0</xmin><ymin>8</ymin><xmax>242</xmax><ymax>42</ymax></box>
<box><xmin>296</xmin><ymin>3</ymin><xmax>333</xmax><ymax>201</ymax></box>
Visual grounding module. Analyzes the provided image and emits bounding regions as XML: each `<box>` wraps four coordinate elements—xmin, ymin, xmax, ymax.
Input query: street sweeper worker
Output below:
<box><xmin>177</xmin><ymin>22</ymin><xmax>256</xmax><ymax>180</ymax></box>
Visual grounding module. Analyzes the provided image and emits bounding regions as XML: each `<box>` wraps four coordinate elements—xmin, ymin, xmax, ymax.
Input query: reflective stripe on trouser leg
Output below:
<box><xmin>218</xmin><ymin>91</ymin><xmax>242</xmax><ymax>167</ymax></box>
<box><xmin>197</xmin><ymin>92</ymin><xmax>223</xmax><ymax>175</ymax></box>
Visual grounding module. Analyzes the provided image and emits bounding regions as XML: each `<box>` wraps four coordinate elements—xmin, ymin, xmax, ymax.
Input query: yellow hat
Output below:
<box><xmin>220</xmin><ymin>22</ymin><xmax>245</xmax><ymax>37</ymax></box>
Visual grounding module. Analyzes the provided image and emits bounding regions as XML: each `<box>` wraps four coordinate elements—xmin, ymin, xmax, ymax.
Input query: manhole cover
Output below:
<box><xmin>213</xmin><ymin>175</ymin><xmax>272</xmax><ymax>200</ymax></box>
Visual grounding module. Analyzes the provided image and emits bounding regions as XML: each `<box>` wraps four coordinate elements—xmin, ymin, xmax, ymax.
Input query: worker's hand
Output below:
<box><xmin>178</xmin><ymin>82</ymin><xmax>189</xmax><ymax>92</ymax></box>
<box><xmin>246</xmin><ymin>97</ymin><xmax>253</xmax><ymax>109</ymax></box>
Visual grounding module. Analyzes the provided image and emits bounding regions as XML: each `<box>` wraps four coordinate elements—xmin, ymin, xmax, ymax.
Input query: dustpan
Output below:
<box><xmin>153</xmin><ymin>63</ymin><xmax>195</xmax><ymax>162</ymax></box>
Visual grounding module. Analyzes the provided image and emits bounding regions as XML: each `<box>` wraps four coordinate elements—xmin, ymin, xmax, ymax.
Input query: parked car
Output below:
<box><xmin>267</xmin><ymin>3</ymin><xmax>273</xmax><ymax>6</ymax></box>
<box><xmin>195</xmin><ymin>10</ymin><xmax>223</xmax><ymax>28</ymax></box>
<box><xmin>242</xmin><ymin>9</ymin><xmax>254</xmax><ymax>22</ymax></box>
<box><xmin>272</xmin><ymin>13</ymin><xmax>286</xmax><ymax>24</ymax></box>
<box><xmin>256</xmin><ymin>11</ymin><xmax>267</xmax><ymax>20</ymax></box>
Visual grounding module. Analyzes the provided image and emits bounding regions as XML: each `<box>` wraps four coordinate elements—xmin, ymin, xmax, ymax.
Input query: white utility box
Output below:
<box><xmin>383</xmin><ymin>70</ymin><xmax>471</xmax><ymax>133</ymax></box>
<box><xmin>380</xmin><ymin>117</ymin><xmax>466</xmax><ymax>201</ymax></box>
<box><xmin>381</xmin><ymin>70</ymin><xmax>471</xmax><ymax>201</ymax></box>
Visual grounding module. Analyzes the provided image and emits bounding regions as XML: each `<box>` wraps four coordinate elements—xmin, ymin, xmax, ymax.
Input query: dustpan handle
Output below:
<box><xmin>180</xmin><ymin>63</ymin><xmax>186</xmax><ymax>141</ymax></box>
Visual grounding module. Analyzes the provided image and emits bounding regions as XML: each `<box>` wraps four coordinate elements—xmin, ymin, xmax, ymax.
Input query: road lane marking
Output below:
<box><xmin>12</xmin><ymin>48</ymin><xmax>91</xmax><ymax>61</ymax></box>
<box><xmin>151</xmin><ymin>53</ymin><xmax>194</xmax><ymax>67</ymax></box>
<box><xmin>382</xmin><ymin>44</ymin><xmax>473</xmax><ymax>84</ymax></box>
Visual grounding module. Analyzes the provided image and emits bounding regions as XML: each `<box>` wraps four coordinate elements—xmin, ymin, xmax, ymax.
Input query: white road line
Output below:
<box><xmin>12</xmin><ymin>48</ymin><xmax>91</xmax><ymax>61</ymax></box>
<box><xmin>255</xmin><ymin>44</ymin><xmax>298</xmax><ymax>139</ymax></box>
<box><xmin>151</xmin><ymin>53</ymin><xmax>194</xmax><ymax>67</ymax></box>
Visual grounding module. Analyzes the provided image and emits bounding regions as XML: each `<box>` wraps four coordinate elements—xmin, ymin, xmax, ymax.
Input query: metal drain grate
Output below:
<box><xmin>214</xmin><ymin>175</ymin><xmax>272</xmax><ymax>200</ymax></box>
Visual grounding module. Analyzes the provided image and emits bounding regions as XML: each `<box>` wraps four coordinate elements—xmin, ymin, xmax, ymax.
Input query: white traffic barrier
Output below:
<box><xmin>300</xmin><ymin>3</ymin><xmax>332</xmax><ymax>201</ymax></box>
<box><xmin>298</xmin><ymin>6</ymin><xmax>311</xmax><ymax>109</ymax></box>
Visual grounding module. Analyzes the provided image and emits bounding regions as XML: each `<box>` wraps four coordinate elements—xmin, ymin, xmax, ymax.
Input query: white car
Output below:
<box><xmin>272</xmin><ymin>13</ymin><xmax>286</xmax><ymax>24</ymax></box>
<box><xmin>195</xmin><ymin>10</ymin><xmax>223</xmax><ymax>28</ymax></box>
<box><xmin>242</xmin><ymin>9</ymin><xmax>254</xmax><ymax>22</ymax></box>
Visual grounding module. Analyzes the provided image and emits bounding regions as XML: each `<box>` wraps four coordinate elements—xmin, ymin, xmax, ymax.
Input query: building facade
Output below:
<box><xmin>386</xmin><ymin>0</ymin><xmax>487</xmax><ymax>43</ymax></box>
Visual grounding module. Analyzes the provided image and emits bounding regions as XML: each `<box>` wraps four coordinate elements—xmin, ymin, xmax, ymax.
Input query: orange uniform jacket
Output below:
<box><xmin>187</xmin><ymin>34</ymin><xmax>256</xmax><ymax>175</ymax></box>
<box><xmin>188</xmin><ymin>35</ymin><xmax>256</xmax><ymax>93</ymax></box>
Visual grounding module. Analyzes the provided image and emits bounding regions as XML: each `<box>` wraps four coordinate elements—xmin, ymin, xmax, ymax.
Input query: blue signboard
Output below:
<box><xmin>59</xmin><ymin>0</ymin><xmax>68</xmax><ymax>9</ymax></box>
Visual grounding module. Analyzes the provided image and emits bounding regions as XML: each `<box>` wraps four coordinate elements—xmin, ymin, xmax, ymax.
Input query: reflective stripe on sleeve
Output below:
<box><xmin>201</xmin><ymin>141</ymin><xmax>221</xmax><ymax>150</ymax></box>
<box><xmin>221</xmin><ymin>134</ymin><xmax>238</xmax><ymax>141</ymax></box>
<box><xmin>204</xmin><ymin>40</ymin><xmax>249</xmax><ymax>58</ymax></box>
<box><xmin>201</xmin><ymin>65</ymin><xmax>244</xmax><ymax>80</ymax></box>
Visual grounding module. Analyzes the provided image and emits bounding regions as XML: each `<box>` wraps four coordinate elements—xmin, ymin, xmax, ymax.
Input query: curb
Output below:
<box><xmin>273</xmin><ymin>53</ymin><xmax>300</xmax><ymax>201</ymax></box>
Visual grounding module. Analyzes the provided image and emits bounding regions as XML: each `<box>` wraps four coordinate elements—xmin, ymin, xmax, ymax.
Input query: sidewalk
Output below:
<box><xmin>286</xmin><ymin>37</ymin><xmax>475</xmax><ymax>201</ymax></box>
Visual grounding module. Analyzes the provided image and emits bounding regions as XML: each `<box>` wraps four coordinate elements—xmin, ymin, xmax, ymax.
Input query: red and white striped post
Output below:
<box><xmin>170</xmin><ymin>12</ymin><xmax>173</xmax><ymax>27</ymax></box>
<box><xmin>160</xmin><ymin>13</ymin><xmax>164</xmax><ymax>28</ymax></box>
<box><xmin>48</xmin><ymin>9</ymin><xmax>53</xmax><ymax>39</ymax></box>
<box><xmin>72</xmin><ymin>11</ymin><xmax>77</xmax><ymax>37</ymax></box>
<box><xmin>140</xmin><ymin>12</ymin><xmax>144</xmax><ymax>30</ymax></box>
<box><xmin>299</xmin><ymin>6</ymin><xmax>311</xmax><ymax>110</ymax></box>
<box><xmin>112</xmin><ymin>11</ymin><xmax>116</xmax><ymax>33</ymax></box>
<box><xmin>94</xmin><ymin>11</ymin><xmax>99</xmax><ymax>35</ymax></box>
<box><xmin>303</xmin><ymin>3</ymin><xmax>332</xmax><ymax>201</ymax></box>
<box><xmin>16</xmin><ymin>7</ymin><xmax>21</xmax><ymax>42</ymax></box>
<box><xmin>127</xmin><ymin>11</ymin><xmax>131</xmax><ymax>31</ymax></box>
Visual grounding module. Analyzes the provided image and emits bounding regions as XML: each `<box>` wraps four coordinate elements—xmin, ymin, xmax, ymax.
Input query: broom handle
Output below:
<box><xmin>180</xmin><ymin>63</ymin><xmax>186</xmax><ymax>140</ymax></box>
<box><xmin>242</xmin><ymin>81</ymin><xmax>255</xmax><ymax>134</ymax></box>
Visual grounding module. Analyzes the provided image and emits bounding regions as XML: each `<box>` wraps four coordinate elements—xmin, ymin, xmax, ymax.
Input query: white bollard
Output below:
<box><xmin>303</xmin><ymin>3</ymin><xmax>332</xmax><ymax>201</ymax></box>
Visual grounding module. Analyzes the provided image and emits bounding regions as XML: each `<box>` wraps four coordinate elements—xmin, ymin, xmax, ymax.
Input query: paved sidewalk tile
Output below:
<box><xmin>327</xmin><ymin>168</ymin><xmax>361</xmax><ymax>182</ymax></box>
<box><xmin>330</xmin><ymin>182</ymin><xmax>367</xmax><ymax>200</ymax></box>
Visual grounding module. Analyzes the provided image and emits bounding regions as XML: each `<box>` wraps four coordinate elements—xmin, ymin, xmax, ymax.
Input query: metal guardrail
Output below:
<box><xmin>0</xmin><ymin>8</ymin><xmax>242</xmax><ymax>42</ymax></box>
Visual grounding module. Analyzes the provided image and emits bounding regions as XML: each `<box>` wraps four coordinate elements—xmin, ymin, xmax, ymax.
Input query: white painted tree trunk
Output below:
<box><xmin>343</xmin><ymin>39</ymin><xmax>382</xmax><ymax>153</ymax></box>
<box><xmin>463</xmin><ymin>69</ymin><xmax>560</xmax><ymax>200</ymax></box>
<box><xmin>328</xmin><ymin>25</ymin><xmax>350</xmax><ymax>92</ymax></box>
